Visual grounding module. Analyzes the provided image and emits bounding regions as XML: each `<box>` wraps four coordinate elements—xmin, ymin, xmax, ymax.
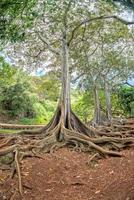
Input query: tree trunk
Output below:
<box><xmin>60</xmin><ymin>29</ymin><xmax>71</xmax><ymax>127</ymax></box>
<box><xmin>92</xmin><ymin>81</ymin><xmax>101</xmax><ymax>125</ymax></box>
<box><xmin>104</xmin><ymin>79</ymin><xmax>112</xmax><ymax>122</ymax></box>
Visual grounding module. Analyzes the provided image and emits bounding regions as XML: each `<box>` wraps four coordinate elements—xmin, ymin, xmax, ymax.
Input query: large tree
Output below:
<box><xmin>71</xmin><ymin>15</ymin><xmax>133</xmax><ymax>125</ymax></box>
<box><xmin>0</xmin><ymin>0</ymin><xmax>134</xmax><ymax>195</ymax></box>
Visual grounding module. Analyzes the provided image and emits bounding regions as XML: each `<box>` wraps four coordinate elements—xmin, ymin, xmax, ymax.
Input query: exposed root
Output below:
<box><xmin>0</xmin><ymin>144</ymin><xmax>19</xmax><ymax>156</ymax></box>
<box><xmin>0</xmin><ymin>107</ymin><xmax>134</xmax><ymax>197</ymax></box>
<box><xmin>10</xmin><ymin>189</ymin><xmax>17</xmax><ymax>200</ymax></box>
<box><xmin>113</xmin><ymin>124</ymin><xmax>134</xmax><ymax>130</ymax></box>
<box><xmin>63</xmin><ymin>129</ymin><xmax>122</xmax><ymax>157</ymax></box>
<box><xmin>0</xmin><ymin>137</ymin><xmax>16</xmax><ymax>148</ymax></box>
<box><xmin>14</xmin><ymin>149</ymin><xmax>23</xmax><ymax>196</ymax></box>
<box><xmin>86</xmin><ymin>153</ymin><xmax>99</xmax><ymax>165</ymax></box>
<box><xmin>20</xmin><ymin>151</ymin><xmax>45</xmax><ymax>161</ymax></box>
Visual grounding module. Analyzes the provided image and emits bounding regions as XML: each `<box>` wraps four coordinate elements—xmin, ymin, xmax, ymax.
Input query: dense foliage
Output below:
<box><xmin>0</xmin><ymin>0</ymin><xmax>36</xmax><ymax>42</ymax></box>
<box><xmin>118</xmin><ymin>86</ymin><xmax>134</xmax><ymax>117</ymax></box>
<box><xmin>0</xmin><ymin>57</ymin><xmax>58</xmax><ymax>124</ymax></box>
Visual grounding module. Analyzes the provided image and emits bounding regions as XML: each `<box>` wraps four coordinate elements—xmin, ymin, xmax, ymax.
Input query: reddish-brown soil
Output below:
<box><xmin>0</xmin><ymin>118</ymin><xmax>134</xmax><ymax>200</ymax></box>
<box><xmin>0</xmin><ymin>147</ymin><xmax>134</xmax><ymax>200</ymax></box>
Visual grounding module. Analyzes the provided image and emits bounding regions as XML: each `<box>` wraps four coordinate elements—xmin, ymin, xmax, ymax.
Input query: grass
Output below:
<box><xmin>0</xmin><ymin>128</ymin><xmax>41</xmax><ymax>134</ymax></box>
<box><xmin>0</xmin><ymin>129</ymin><xmax>19</xmax><ymax>134</ymax></box>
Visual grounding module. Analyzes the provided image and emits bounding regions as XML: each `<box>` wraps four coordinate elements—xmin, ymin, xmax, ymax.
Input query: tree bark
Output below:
<box><xmin>60</xmin><ymin>29</ymin><xmax>70</xmax><ymax>127</ymax></box>
<box><xmin>104</xmin><ymin>79</ymin><xmax>112</xmax><ymax>122</ymax></box>
<box><xmin>92</xmin><ymin>81</ymin><xmax>101</xmax><ymax>125</ymax></box>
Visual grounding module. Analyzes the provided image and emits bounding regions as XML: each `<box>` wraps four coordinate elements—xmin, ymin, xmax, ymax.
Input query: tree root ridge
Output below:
<box><xmin>0</xmin><ymin>108</ymin><xmax>134</xmax><ymax>196</ymax></box>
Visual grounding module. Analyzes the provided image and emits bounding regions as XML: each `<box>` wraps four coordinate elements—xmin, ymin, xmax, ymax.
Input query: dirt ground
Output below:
<box><xmin>0</xmin><ymin>118</ymin><xmax>134</xmax><ymax>200</ymax></box>
<box><xmin>0</xmin><ymin>147</ymin><xmax>134</xmax><ymax>200</ymax></box>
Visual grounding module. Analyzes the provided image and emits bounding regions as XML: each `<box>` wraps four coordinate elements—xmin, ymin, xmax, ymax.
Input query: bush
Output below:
<box><xmin>19</xmin><ymin>101</ymin><xmax>56</xmax><ymax>125</ymax></box>
<box><xmin>118</xmin><ymin>86</ymin><xmax>134</xmax><ymax>117</ymax></box>
<box><xmin>130</xmin><ymin>101</ymin><xmax>134</xmax><ymax>117</ymax></box>
<box><xmin>19</xmin><ymin>116</ymin><xmax>45</xmax><ymax>125</ymax></box>
<box><xmin>0</xmin><ymin>82</ymin><xmax>37</xmax><ymax>118</ymax></box>
<box><xmin>72</xmin><ymin>91</ymin><xmax>94</xmax><ymax>122</ymax></box>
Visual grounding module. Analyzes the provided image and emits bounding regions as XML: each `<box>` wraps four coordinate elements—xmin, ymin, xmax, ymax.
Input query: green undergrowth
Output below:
<box><xmin>18</xmin><ymin>116</ymin><xmax>46</xmax><ymax>125</ymax></box>
<box><xmin>0</xmin><ymin>129</ymin><xmax>20</xmax><ymax>134</ymax></box>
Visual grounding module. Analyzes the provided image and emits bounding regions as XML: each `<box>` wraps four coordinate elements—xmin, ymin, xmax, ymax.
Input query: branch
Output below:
<box><xmin>109</xmin><ymin>70</ymin><xmax>124</xmax><ymax>81</ymax></box>
<box><xmin>97</xmin><ymin>41</ymin><xmax>128</xmax><ymax>78</ymax></box>
<box><xmin>71</xmin><ymin>72</ymin><xmax>85</xmax><ymax>83</ymax></box>
<box><xmin>25</xmin><ymin>47</ymin><xmax>46</xmax><ymax>59</ymax></box>
<box><xmin>36</xmin><ymin>31</ymin><xmax>60</xmax><ymax>55</ymax></box>
<box><xmin>86</xmin><ymin>43</ymin><xmax>100</xmax><ymax>58</ymax></box>
<box><xmin>112</xmin><ymin>0</ymin><xmax>134</xmax><ymax>10</ymax></box>
<box><xmin>68</xmin><ymin>15</ymin><xmax>134</xmax><ymax>46</ymax></box>
<box><xmin>83</xmin><ymin>45</ymin><xmax>101</xmax><ymax>78</ymax></box>
<box><xmin>124</xmin><ymin>81</ymin><xmax>134</xmax><ymax>87</ymax></box>
<box><xmin>115</xmin><ymin>44</ymin><xmax>128</xmax><ymax>57</ymax></box>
